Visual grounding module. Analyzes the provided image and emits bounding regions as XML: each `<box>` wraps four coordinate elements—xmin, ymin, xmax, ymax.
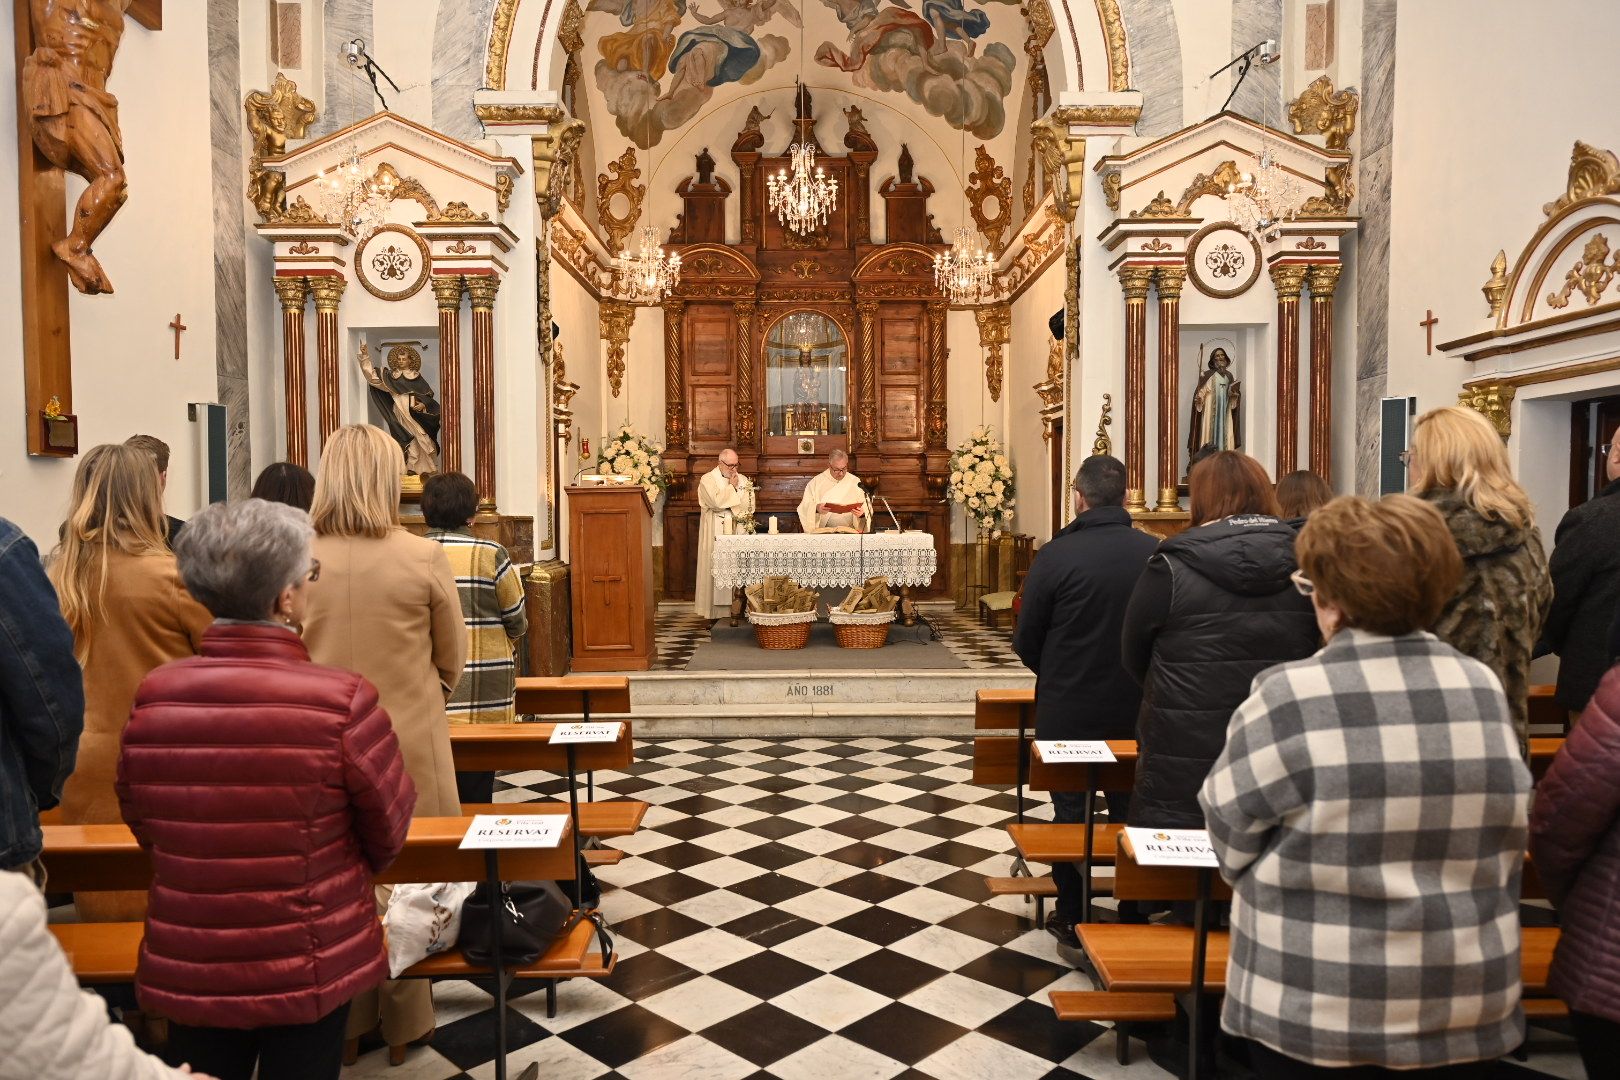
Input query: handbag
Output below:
<box><xmin>383</xmin><ymin>881</ymin><xmax>476</xmax><ymax>978</ymax></box>
<box><xmin>459</xmin><ymin>880</ymin><xmax>571</xmax><ymax>966</ymax></box>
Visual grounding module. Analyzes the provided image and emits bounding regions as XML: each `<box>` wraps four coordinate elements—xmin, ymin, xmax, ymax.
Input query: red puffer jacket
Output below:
<box><xmin>115</xmin><ymin>622</ymin><xmax>416</xmax><ymax>1029</ymax></box>
<box><xmin>1530</xmin><ymin>662</ymin><xmax>1620</xmax><ymax>1023</ymax></box>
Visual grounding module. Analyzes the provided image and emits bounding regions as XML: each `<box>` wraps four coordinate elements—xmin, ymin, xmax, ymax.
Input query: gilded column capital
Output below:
<box><xmin>273</xmin><ymin>274</ymin><xmax>310</xmax><ymax>311</ymax></box>
<box><xmin>856</xmin><ymin>298</ymin><xmax>881</xmax><ymax>319</ymax></box>
<box><xmin>1306</xmin><ymin>262</ymin><xmax>1342</xmax><ymax>297</ymax></box>
<box><xmin>599</xmin><ymin>300</ymin><xmax>636</xmax><ymax>399</ymax></box>
<box><xmin>973</xmin><ymin>303</ymin><xmax>1012</xmax><ymax>347</ymax></box>
<box><xmin>732</xmin><ymin>299</ymin><xmax>757</xmax><ymax>319</ymax></box>
<box><xmin>309</xmin><ymin>275</ymin><xmax>346</xmax><ymax>312</ymax></box>
<box><xmin>1270</xmin><ymin>263</ymin><xmax>1308</xmax><ymax>299</ymax></box>
<box><xmin>1153</xmin><ymin>264</ymin><xmax>1187</xmax><ymax>299</ymax></box>
<box><xmin>466</xmin><ymin>274</ymin><xmax>502</xmax><ymax>311</ymax></box>
<box><xmin>431</xmin><ymin>274</ymin><xmax>466</xmax><ymax>310</ymax></box>
<box><xmin>1458</xmin><ymin>381</ymin><xmax>1515</xmax><ymax>439</ymax></box>
<box><xmin>1118</xmin><ymin>265</ymin><xmax>1153</xmax><ymax>301</ymax></box>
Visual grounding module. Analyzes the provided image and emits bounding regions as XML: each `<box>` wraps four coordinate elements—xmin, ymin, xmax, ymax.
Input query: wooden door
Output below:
<box><xmin>1569</xmin><ymin>395</ymin><xmax>1620</xmax><ymax>507</ymax></box>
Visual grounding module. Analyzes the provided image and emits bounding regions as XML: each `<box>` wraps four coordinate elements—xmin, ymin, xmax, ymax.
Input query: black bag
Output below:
<box><xmin>459</xmin><ymin>880</ymin><xmax>571</xmax><ymax>966</ymax></box>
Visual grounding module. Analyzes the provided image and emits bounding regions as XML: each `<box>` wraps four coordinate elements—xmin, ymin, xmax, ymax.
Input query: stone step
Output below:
<box><xmin>628</xmin><ymin>669</ymin><xmax>1033</xmax><ymax>708</ymax></box>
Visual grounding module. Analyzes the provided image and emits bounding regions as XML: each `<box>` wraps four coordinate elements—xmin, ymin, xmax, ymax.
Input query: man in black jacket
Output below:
<box><xmin>1013</xmin><ymin>455</ymin><xmax>1158</xmax><ymax>944</ymax></box>
<box><xmin>1546</xmin><ymin>437</ymin><xmax>1620</xmax><ymax>715</ymax></box>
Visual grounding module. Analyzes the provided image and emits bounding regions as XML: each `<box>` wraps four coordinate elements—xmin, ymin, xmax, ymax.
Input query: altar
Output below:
<box><xmin>710</xmin><ymin>532</ymin><xmax>938</xmax><ymax>592</ymax></box>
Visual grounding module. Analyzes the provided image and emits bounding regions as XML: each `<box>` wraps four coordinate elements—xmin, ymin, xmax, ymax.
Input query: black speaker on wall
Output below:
<box><xmin>189</xmin><ymin>402</ymin><xmax>228</xmax><ymax>505</ymax></box>
<box><xmin>1380</xmin><ymin>396</ymin><xmax>1417</xmax><ymax>496</ymax></box>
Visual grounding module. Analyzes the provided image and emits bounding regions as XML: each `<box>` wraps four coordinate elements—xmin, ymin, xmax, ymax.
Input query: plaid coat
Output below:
<box><xmin>1199</xmin><ymin>629</ymin><xmax>1531</xmax><ymax>1069</ymax></box>
<box><xmin>425</xmin><ymin>530</ymin><xmax>528</xmax><ymax>724</ymax></box>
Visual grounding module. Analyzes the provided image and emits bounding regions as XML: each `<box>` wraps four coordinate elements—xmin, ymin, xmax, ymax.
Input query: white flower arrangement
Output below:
<box><xmin>596</xmin><ymin>423</ymin><xmax>671</xmax><ymax>503</ymax></box>
<box><xmin>948</xmin><ymin>426</ymin><xmax>1016</xmax><ymax>532</ymax></box>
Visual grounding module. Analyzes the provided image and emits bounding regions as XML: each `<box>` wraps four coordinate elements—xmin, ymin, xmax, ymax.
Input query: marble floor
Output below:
<box><xmin>345</xmin><ymin>737</ymin><xmax>1587</xmax><ymax>1080</ymax></box>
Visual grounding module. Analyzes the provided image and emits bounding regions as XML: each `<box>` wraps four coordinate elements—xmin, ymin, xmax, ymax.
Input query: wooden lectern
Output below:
<box><xmin>567</xmin><ymin>484</ymin><xmax>655</xmax><ymax>671</ymax></box>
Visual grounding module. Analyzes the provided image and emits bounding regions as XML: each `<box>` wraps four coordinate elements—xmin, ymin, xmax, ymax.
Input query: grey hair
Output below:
<box><xmin>1073</xmin><ymin>454</ymin><xmax>1127</xmax><ymax>508</ymax></box>
<box><xmin>828</xmin><ymin>448</ymin><xmax>849</xmax><ymax>464</ymax></box>
<box><xmin>174</xmin><ymin>498</ymin><xmax>315</xmax><ymax>620</ymax></box>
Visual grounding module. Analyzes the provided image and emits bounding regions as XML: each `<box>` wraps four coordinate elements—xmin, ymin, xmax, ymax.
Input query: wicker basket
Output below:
<box><xmin>829</xmin><ymin>608</ymin><xmax>897</xmax><ymax>649</ymax></box>
<box><xmin>748</xmin><ymin>609</ymin><xmax>817</xmax><ymax>650</ymax></box>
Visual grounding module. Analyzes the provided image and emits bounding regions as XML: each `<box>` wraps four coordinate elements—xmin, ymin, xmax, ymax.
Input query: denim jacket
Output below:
<box><xmin>0</xmin><ymin>517</ymin><xmax>83</xmax><ymax>868</ymax></box>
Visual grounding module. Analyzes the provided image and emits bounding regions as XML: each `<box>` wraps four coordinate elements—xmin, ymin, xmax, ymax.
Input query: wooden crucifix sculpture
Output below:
<box><xmin>15</xmin><ymin>0</ymin><xmax>161</xmax><ymax>455</ymax></box>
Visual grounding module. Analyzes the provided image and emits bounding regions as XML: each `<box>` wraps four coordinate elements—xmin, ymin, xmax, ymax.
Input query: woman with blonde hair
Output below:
<box><xmin>300</xmin><ymin>424</ymin><xmax>465</xmax><ymax>1066</ymax></box>
<box><xmin>1408</xmin><ymin>405</ymin><xmax>1552</xmax><ymax>755</ymax></box>
<box><xmin>49</xmin><ymin>444</ymin><xmax>210</xmax><ymax>921</ymax></box>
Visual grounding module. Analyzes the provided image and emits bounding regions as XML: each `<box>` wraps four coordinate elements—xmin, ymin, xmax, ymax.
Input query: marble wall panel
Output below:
<box><xmin>433</xmin><ymin>0</ymin><xmax>498</xmax><ymax>144</ymax></box>
<box><xmin>312</xmin><ymin>0</ymin><xmax>377</xmax><ymax>136</ymax></box>
<box><xmin>209</xmin><ymin>0</ymin><xmax>250</xmax><ymax>497</ymax></box>
<box><xmin>1229</xmin><ymin>0</ymin><xmax>1283</xmax><ymax>127</ymax></box>
<box><xmin>1353</xmin><ymin>0</ymin><xmax>1396</xmax><ymax>495</ymax></box>
<box><xmin>1119</xmin><ymin>0</ymin><xmax>1183</xmax><ymax>136</ymax></box>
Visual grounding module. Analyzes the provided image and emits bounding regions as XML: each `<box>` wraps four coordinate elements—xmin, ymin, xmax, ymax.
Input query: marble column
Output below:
<box><xmin>1154</xmin><ymin>265</ymin><xmax>1186</xmax><ymax>510</ymax></box>
<box><xmin>734</xmin><ymin>301</ymin><xmax>757</xmax><ymax>448</ymax></box>
<box><xmin>1307</xmin><ymin>262</ymin><xmax>1342</xmax><ymax>481</ymax></box>
<box><xmin>310</xmin><ymin>276</ymin><xmax>346</xmax><ymax>448</ymax></box>
<box><xmin>273</xmin><ymin>275</ymin><xmax>311</xmax><ymax>466</ymax></box>
<box><xmin>466</xmin><ymin>274</ymin><xmax>501</xmax><ymax>511</ymax></box>
<box><xmin>1270</xmin><ymin>263</ymin><xmax>1308</xmax><ymax>479</ymax></box>
<box><xmin>664</xmin><ymin>300</ymin><xmax>688</xmax><ymax>451</ymax></box>
<box><xmin>432</xmin><ymin>274</ymin><xmax>466</xmax><ymax>474</ymax></box>
<box><xmin>1119</xmin><ymin>266</ymin><xmax>1154</xmax><ymax>513</ymax></box>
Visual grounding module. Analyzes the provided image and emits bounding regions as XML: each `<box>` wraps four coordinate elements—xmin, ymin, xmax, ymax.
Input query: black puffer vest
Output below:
<box><xmin>1131</xmin><ymin>515</ymin><xmax>1319</xmax><ymax>828</ymax></box>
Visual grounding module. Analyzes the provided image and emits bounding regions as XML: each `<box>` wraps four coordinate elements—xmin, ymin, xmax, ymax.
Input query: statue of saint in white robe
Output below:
<box><xmin>797</xmin><ymin>469</ymin><xmax>872</xmax><ymax>533</ymax></box>
<box><xmin>695</xmin><ymin>465</ymin><xmax>753</xmax><ymax>618</ymax></box>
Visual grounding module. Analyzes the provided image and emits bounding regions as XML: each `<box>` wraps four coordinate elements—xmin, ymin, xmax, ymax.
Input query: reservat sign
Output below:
<box><xmin>1033</xmin><ymin>740</ymin><xmax>1117</xmax><ymax>764</ymax></box>
<box><xmin>458</xmin><ymin>815</ymin><xmax>567</xmax><ymax>850</ymax></box>
<box><xmin>549</xmin><ymin>722</ymin><xmax>625</xmax><ymax>744</ymax></box>
<box><xmin>1124</xmin><ymin>827</ymin><xmax>1220</xmax><ymax>868</ymax></box>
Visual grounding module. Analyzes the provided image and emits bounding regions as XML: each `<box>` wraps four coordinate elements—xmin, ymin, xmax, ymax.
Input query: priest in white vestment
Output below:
<box><xmin>695</xmin><ymin>448</ymin><xmax>754</xmax><ymax>618</ymax></box>
<box><xmin>797</xmin><ymin>449</ymin><xmax>872</xmax><ymax>533</ymax></box>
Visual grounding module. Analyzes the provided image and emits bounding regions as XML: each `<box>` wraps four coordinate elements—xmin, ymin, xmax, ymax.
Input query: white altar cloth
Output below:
<box><xmin>711</xmin><ymin>532</ymin><xmax>937</xmax><ymax>590</ymax></box>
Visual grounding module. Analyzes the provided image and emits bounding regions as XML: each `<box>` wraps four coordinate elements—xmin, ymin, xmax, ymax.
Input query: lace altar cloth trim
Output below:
<box><xmin>713</xmin><ymin>533</ymin><xmax>937</xmax><ymax>589</ymax></box>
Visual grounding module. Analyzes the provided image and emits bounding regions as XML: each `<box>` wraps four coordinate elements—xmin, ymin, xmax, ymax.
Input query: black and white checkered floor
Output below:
<box><xmin>653</xmin><ymin>603</ymin><xmax>1024</xmax><ymax>671</ymax></box>
<box><xmin>347</xmin><ymin>737</ymin><xmax>1586</xmax><ymax>1079</ymax></box>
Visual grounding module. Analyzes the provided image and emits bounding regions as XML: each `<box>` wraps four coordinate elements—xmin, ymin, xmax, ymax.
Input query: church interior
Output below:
<box><xmin>4</xmin><ymin>0</ymin><xmax>1620</xmax><ymax>1078</ymax></box>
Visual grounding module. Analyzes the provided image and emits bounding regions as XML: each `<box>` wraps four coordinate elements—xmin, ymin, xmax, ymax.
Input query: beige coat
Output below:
<box><xmin>61</xmin><ymin>551</ymin><xmax>211</xmax><ymax>827</ymax></box>
<box><xmin>302</xmin><ymin>529</ymin><xmax>467</xmax><ymax>817</ymax></box>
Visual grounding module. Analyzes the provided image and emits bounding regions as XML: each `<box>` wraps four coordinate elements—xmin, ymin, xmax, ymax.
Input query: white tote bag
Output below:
<box><xmin>383</xmin><ymin>881</ymin><xmax>477</xmax><ymax>978</ymax></box>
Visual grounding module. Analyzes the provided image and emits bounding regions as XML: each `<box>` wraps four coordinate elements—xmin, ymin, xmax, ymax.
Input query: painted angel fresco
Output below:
<box><xmin>593</xmin><ymin>0</ymin><xmax>800</xmax><ymax>146</ymax></box>
<box><xmin>815</xmin><ymin>0</ymin><xmax>1014</xmax><ymax>138</ymax></box>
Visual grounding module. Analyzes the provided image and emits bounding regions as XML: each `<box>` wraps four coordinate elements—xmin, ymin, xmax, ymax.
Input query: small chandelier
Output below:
<box><xmin>1225</xmin><ymin>141</ymin><xmax>1304</xmax><ymax>243</ymax></box>
<box><xmin>614</xmin><ymin>224</ymin><xmax>681</xmax><ymax>302</ymax></box>
<box><xmin>317</xmin><ymin>139</ymin><xmax>396</xmax><ymax>242</ymax></box>
<box><xmin>935</xmin><ymin>226</ymin><xmax>996</xmax><ymax>305</ymax></box>
<box><xmin>769</xmin><ymin>84</ymin><xmax>837</xmax><ymax>235</ymax></box>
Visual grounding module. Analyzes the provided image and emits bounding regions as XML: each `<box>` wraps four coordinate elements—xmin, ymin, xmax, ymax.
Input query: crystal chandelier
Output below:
<box><xmin>1225</xmin><ymin>140</ymin><xmax>1305</xmax><ymax>242</ymax></box>
<box><xmin>615</xmin><ymin>224</ymin><xmax>681</xmax><ymax>302</ymax></box>
<box><xmin>935</xmin><ymin>226</ymin><xmax>996</xmax><ymax>305</ymax></box>
<box><xmin>317</xmin><ymin>138</ymin><xmax>396</xmax><ymax>242</ymax></box>
<box><xmin>768</xmin><ymin>84</ymin><xmax>837</xmax><ymax>235</ymax></box>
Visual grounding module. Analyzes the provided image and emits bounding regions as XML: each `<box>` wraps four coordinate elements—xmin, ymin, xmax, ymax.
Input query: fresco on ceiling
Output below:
<box><xmin>816</xmin><ymin>0</ymin><xmax>1016</xmax><ymax>138</ymax></box>
<box><xmin>591</xmin><ymin>0</ymin><xmax>802</xmax><ymax>147</ymax></box>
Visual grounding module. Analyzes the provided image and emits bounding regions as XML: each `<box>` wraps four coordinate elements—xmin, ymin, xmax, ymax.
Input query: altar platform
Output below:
<box><xmin>595</xmin><ymin>602</ymin><xmax>1034</xmax><ymax>738</ymax></box>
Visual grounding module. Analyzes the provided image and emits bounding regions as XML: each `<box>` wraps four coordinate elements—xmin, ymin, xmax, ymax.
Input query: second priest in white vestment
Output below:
<box><xmin>797</xmin><ymin>450</ymin><xmax>872</xmax><ymax>533</ymax></box>
<box><xmin>695</xmin><ymin>449</ymin><xmax>754</xmax><ymax>619</ymax></box>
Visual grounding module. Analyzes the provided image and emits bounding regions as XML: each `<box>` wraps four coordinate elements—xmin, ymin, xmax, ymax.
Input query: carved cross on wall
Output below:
<box><xmin>1421</xmin><ymin>309</ymin><xmax>1439</xmax><ymax>355</ymax></box>
<box><xmin>169</xmin><ymin>313</ymin><xmax>187</xmax><ymax>359</ymax></box>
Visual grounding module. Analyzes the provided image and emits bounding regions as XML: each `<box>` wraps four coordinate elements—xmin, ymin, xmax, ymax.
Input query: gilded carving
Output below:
<box><xmin>465</xmin><ymin>274</ymin><xmax>501</xmax><ymax>310</ymax></box>
<box><xmin>495</xmin><ymin>173</ymin><xmax>514</xmax><ymax>213</ymax></box>
<box><xmin>271</xmin><ymin>195</ymin><xmax>331</xmax><ymax>225</ymax></box>
<box><xmin>371</xmin><ymin>163</ymin><xmax>440</xmax><ymax>219</ymax></box>
<box><xmin>1091</xmin><ymin>393</ymin><xmax>1114</xmax><ymax>456</ymax></box>
<box><xmin>1458</xmin><ymin>382</ymin><xmax>1515</xmax><ymax>439</ymax></box>
<box><xmin>967</xmin><ymin>145</ymin><xmax>1013</xmax><ymax>254</ymax></box>
<box><xmin>684</xmin><ymin>252</ymin><xmax>745</xmax><ymax>276</ymax></box>
<box><xmin>1142</xmin><ymin>238</ymin><xmax>1172</xmax><ymax>253</ymax></box>
<box><xmin>1483</xmin><ymin>249</ymin><xmax>1508</xmax><ymax>318</ymax></box>
<box><xmin>1096</xmin><ymin>0</ymin><xmax>1130</xmax><ymax>92</ymax></box>
<box><xmin>1102</xmin><ymin>170</ymin><xmax>1122</xmax><ymax>212</ymax></box>
<box><xmin>447</xmin><ymin>239</ymin><xmax>477</xmax><ymax>254</ymax></box>
<box><xmin>1546</xmin><ymin>233</ymin><xmax>1617</xmax><ymax>309</ymax></box>
<box><xmin>475</xmin><ymin>103</ymin><xmax>566</xmax><ymax>125</ymax></box>
<box><xmin>1544</xmin><ymin>141</ymin><xmax>1620</xmax><ymax>218</ymax></box>
<box><xmin>533</xmin><ymin>117</ymin><xmax>586</xmax><ymax>218</ymax></box>
<box><xmin>1287</xmin><ymin>76</ymin><xmax>1359</xmax><ymax>152</ymax></box>
<box><xmin>600</xmin><ymin>300</ymin><xmax>635</xmax><ymax>398</ymax></box>
<box><xmin>288</xmin><ymin>241</ymin><xmax>319</xmax><ymax>255</ymax></box>
<box><xmin>975</xmin><ymin>304</ymin><xmax>1012</xmax><ymax>403</ymax></box>
<box><xmin>1035</xmin><ymin>332</ymin><xmax>1064</xmax><ymax>443</ymax></box>
<box><xmin>485</xmin><ymin>0</ymin><xmax>519</xmax><ymax>90</ymax></box>
<box><xmin>553</xmin><ymin>338</ymin><xmax>579</xmax><ymax>442</ymax></box>
<box><xmin>791</xmin><ymin>259</ymin><xmax>822</xmax><ymax>279</ymax></box>
<box><xmin>1030</xmin><ymin>116</ymin><xmax>1086</xmax><ymax>223</ymax></box>
<box><xmin>1050</xmin><ymin>104</ymin><xmax>1143</xmax><ymax>127</ymax></box>
<box><xmin>429</xmin><ymin>201</ymin><xmax>490</xmax><ymax>223</ymax></box>
<box><xmin>1297</xmin><ymin>236</ymin><xmax>1326</xmax><ymax>250</ymax></box>
<box><xmin>245</xmin><ymin>73</ymin><xmax>318</xmax><ymax>220</ymax></box>
<box><xmin>1270</xmin><ymin>262</ymin><xmax>1308</xmax><ymax>299</ymax></box>
<box><xmin>1132</xmin><ymin>160</ymin><xmax>1245</xmax><ymax>219</ymax></box>
<box><xmin>1299</xmin><ymin>163</ymin><xmax>1355</xmax><ymax>217</ymax></box>
<box><xmin>597</xmin><ymin>147</ymin><xmax>645</xmax><ymax>254</ymax></box>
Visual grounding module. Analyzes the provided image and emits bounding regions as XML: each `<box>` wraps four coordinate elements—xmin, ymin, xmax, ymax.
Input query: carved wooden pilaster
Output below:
<box><xmin>663</xmin><ymin>300</ymin><xmax>687</xmax><ymax>450</ymax></box>
<box><xmin>855</xmin><ymin>300</ymin><xmax>880</xmax><ymax>451</ymax></box>
<box><xmin>925</xmin><ymin>301</ymin><xmax>948</xmax><ymax>449</ymax></box>
<box><xmin>734</xmin><ymin>301</ymin><xmax>757</xmax><ymax>447</ymax></box>
<box><xmin>466</xmin><ymin>274</ymin><xmax>502</xmax><ymax>510</ymax></box>
<box><xmin>309</xmin><ymin>276</ymin><xmax>346</xmax><ymax>449</ymax></box>
<box><xmin>1118</xmin><ymin>266</ymin><xmax>1154</xmax><ymax>513</ymax></box>
<box><xmin>974</xmin><ymin>304</ymin><xmax>1011</xmax><ymax>404</ymax></box>
<box><xmin>1153</xmin><ymin>265</ymin><xmax>1185</xmax><ymax>510</ymax></box>
<box><xmin>600</xmin><ymin>300</ymin><xmax>635</xmax><ymax>399</ymax></box>
<box><xmin>273</xmin><ymin>275</ymin><xmax>311</xmax><ymax>466</ymax></box>
<box><xmin>1271</xmin><ymin>263</ymin><xmax>1308</xmax><ymax>479</ymax></box>
<box><xmin>432</xmin><ymin>275</ymin><xmax>466</xmax><ymax>474</ymax></box>
<box><xmin>1307</xmin><ymin>262</ymin><xmax>1341</xmax><ymax>480</ymax></box>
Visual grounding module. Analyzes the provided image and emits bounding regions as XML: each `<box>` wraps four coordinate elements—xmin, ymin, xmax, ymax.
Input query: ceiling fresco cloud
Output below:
<box><xmin>587</xmin><ymin>0</ymin><xmax>1024</xmax><ymax>148</ymax></box>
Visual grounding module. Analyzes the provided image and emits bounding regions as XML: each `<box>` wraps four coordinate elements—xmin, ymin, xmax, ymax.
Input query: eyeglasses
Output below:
<box><xmin>1290</xmin><ymin>569</ymin><xmax>1315</xmax><ymax>597</ymax></box>
<box><xmin>1601</xmin><ymin>443</ymin><xmax>1614</xmax><ymax>457</ymax></box>
<box><xmin>1398</xmin><ymin>450</ymin><xmax>1412</xmax><ymax>465</ymax></box>
<box><xmin>306</xmin><ymin>559</ymin><xmax>321</xmax><ymax>583</ymax></box>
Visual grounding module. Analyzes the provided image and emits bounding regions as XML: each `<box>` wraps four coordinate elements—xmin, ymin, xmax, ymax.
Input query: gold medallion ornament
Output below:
<box><xmin>966</xmin><ymin>145</ymin><xmax>1013</xmax><ymax>254</ymax></box>
<box><xmin>355</xmin><ymin>224</ymin><xmax>431</xmax><ymax>301</ymax></box>
<box><xmin>597</xmin><ymin>147</ymin><xmax>645</xmax><ymax>255</ymax></box>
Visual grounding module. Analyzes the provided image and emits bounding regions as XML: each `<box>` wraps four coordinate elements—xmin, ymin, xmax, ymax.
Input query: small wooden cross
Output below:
<box><xmin>169</xmin><ymin>313</ymin><xmax>187</xmax><ymax>360</ymax></box>
<box><xmin>1420</xmin><ymin>309</ymin><xmax>1439</xmax><ymax>355</ymax></box>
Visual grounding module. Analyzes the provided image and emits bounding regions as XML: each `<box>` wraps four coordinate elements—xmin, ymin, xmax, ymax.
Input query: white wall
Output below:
<box><xmin>0</xmin><ymin>14</ymin><xmax>219</xmax><ymax>545</ymax></box>
<box><xmin>1008</xmin><ymin>261</ymin><xmax>1067</xmax><ymax>540</ymax></box>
